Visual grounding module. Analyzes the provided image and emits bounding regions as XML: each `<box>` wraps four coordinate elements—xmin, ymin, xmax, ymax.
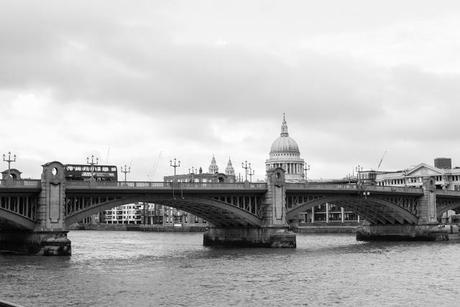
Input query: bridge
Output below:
<box><xmin>2</xmin><ymin>161</ymin><xmax>460</xmax><ymax>255</ymax></box>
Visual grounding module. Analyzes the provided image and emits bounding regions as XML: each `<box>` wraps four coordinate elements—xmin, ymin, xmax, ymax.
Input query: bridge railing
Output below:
<box><xmin>434</xmin><ymin>189</ymin><xmax>460</xmax><ymax>197</ymax></box>
<box><xmin>286</xmin><ymin>183</ymin><xmax>423</xmax><ymax>194</ymax></box>
<box><xmin>66</xmin><ymin>181</ymin><xmax>267</xmax><ymax>190</ymax></box>
<box><xmin>0</xmin><ymin>179</ymin><xmax>41</xmax><ymax>188</ymax></box>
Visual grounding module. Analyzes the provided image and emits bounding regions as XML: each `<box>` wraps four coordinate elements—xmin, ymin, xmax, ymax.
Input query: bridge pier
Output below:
<box><xmin>203</xmin><ymin>168</ymin><xmax>296</xmax><ymax>248</ymax></box>
<box><xmin>356</xmin><ymin>224</ymin><xmax>449</xmax><ymax>241</ymax></box>
<box><xmin>0</xmin><ymin>230</ymin><xmax>71</xmax><ymax>255</ymax></box>
<box><xmin>203</xmin><ymin>226</ymin><xmax>296</xmax><ymax>248</ymax></box>
<box><xmin>32</xmin><ymin>161</ymin><xmax>71</xmax><ymax>255</ymax></box>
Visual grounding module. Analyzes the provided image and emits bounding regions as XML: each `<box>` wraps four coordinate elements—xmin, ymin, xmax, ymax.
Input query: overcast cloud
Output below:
<box><xmin>2</xmin><ymin>0</ymin><xmax>460</xmax><ymax>180</ymax></box>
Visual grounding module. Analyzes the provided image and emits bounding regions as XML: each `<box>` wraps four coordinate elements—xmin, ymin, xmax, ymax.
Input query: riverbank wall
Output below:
<box><xmin>69</xmin><ymin>224</ymin><xmax>208</xmax><ymax>232</ymax></box>
<box><xmin>293</xmin><ymin>225</ymin><xmax>357</xmax><ymax>233</ymax></box>
<box><xmin>70</xmin><ymin>223</ymin><xmax>357</xmax><ymax>233</ymax></box>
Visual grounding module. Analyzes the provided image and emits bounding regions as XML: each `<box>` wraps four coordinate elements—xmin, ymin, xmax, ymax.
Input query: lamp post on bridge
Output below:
<box><xmin>2</xmin><ymin>152</ymin><xmax>16</xmax><ymax>180</ymax></box>
<box><xmin>241</xmin><ymin>161</ymin><xmax>251</xmax><ymax>182</ymax></box>
<box><xmin>86</xmin><ymin>155</ymin><xmax>99</xmax><ymax>181</ymax></box>
<box><xmin>170</xmin><ymin>158</ymin><xmax>181</xmax><ymax>179</ymax></box>
<box><xmin>249</xmin><ymin>168</ymin><xmax>255</xmax><ymax>182</ymax></box>
<box><xmin>304</xmin><ymin>164</ymin><xmax>311</xmax><ymax>182</ymax></box>
<box><xmin>346</xmin><ymin>173</ymin><xmax>353</xmax><ymax>184</ymax></box>
<box><xmin>355</xmin><ymin>164</ymin><xmax>363</xmax><ymax>185</ymax></box>
<box><xmin>121</xmin><ymin>164</ymin><xmax>131</xmax><ymax>183</ymax></box>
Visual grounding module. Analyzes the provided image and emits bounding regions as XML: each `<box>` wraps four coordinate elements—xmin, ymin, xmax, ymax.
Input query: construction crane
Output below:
<box><xmin>148</xmin><ymin>151</ymin><xmax>162</xmax><ymax>180</ymax></box>
<box><xmin>377</xmin><ymin>150</ymin><xmax>387</xmax><ymax>170</ymax></box>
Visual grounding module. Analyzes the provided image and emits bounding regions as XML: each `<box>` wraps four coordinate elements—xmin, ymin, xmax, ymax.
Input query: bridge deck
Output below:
<box><xmin>65</xmin><ymin>181</ymin><xmax>268</xmax><ymax>194</ymax></box>
<box><xmin>0</xmin><ymin>180</ymin><xmax>429</xmax><ymax>196</ymax></box>
<box><xmin>285</xmin><ymin>183</ymin><xmax>424</xmax><ymax>195</ymax></box>
<box><xmin>0</xmin><ymin>180</ymin><xmax>41</xmax><ymax>192</ymax></box>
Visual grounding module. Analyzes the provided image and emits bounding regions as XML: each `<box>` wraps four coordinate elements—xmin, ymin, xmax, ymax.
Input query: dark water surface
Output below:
<box><xmin>1</xmin><ymin>231</ymin><xmax>460</xmax><ymax>306</ymax></box>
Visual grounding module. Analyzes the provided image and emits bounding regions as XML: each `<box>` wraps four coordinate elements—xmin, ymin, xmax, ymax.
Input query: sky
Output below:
<box><xmin>2</xmin><ymin>0</ymin><xmax>460</xmax><ymax>181</ymax></box>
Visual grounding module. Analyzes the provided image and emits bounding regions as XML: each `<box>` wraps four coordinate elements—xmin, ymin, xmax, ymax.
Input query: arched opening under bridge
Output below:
<box><xmin>286</xmin><ymin>196</ymin><xmax>418</xmax><ymax>225</ymax></box>
<box><xmin>65</xmin><ymin>196</ymin><xmax>263</xmax><ymax>228</ymax></box>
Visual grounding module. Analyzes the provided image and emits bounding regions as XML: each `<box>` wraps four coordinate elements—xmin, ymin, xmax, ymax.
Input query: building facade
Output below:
<box><xmin>374</xmin><ymin>158</ymin><xmax>460</xmax><ymax>191</ymax></box>
<box><xmin>163</xmin><ymin>156</ymin><xmax>236</xmax><ymax>183</ymax></box>
<box><xmin>102</xmin><ymin>202</ymin><xmax>208</xmax><ymax>227</ymax></box>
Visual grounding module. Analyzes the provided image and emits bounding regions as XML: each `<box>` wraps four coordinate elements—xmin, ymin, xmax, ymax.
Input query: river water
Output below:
<box><xmin>1</xmin><ymin>231</ymin><xmax>460</xmax><ymax>306</ymax></box>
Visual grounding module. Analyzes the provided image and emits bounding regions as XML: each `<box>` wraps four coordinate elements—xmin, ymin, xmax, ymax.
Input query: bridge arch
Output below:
<box><xmin>436</xmin><ymin>201</ymin><xmax>460</xmax><ymax>218</ymax></box>
<box><xmin>0</xmin><ymin>208</ymin><xmax>35</xmax><ymax>230</ymax></box>
<box><xmin>286</xmin><ymin>196</ymin><xmax>419</xmax><ymax>225</ymax></box>
<box><xmin>65</xmin><ymin>196</ymin><xmax>263</xmax><ymax>228</ymax></box>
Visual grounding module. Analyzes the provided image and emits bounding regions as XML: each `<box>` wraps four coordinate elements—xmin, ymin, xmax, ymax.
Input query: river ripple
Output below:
<box><xmin>1</xmin><ymin>231</ymin><xmax>460</xmax><ymax>306</ymax></box>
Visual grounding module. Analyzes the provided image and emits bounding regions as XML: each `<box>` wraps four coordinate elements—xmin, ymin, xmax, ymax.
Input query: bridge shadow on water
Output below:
<box><xmin>294</xmin><ymin>232</ymin><xmax>457</xmax><ymax>258</ymax></box>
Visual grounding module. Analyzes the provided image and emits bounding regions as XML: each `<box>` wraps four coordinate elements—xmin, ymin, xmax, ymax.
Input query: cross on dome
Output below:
<box><xmin>281</xmin><ymin>113</ymin><xmax>289</xmax><ymax>137</ymax></box>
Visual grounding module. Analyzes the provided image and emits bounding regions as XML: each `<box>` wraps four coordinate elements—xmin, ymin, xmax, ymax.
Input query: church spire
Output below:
<box><xmin>280</xmin><ymin>113</ymin><xmax>289</xmax><ymax>137</ymax></box>
<box><xmin>225</xmin><ymin>157</ymin><xmax>235</xmax><ymax>176</ymax></box>
<box><xmin>209</xmin><ymin>155</ymin><xmax>219</xmax><ymax>174</ymax></box>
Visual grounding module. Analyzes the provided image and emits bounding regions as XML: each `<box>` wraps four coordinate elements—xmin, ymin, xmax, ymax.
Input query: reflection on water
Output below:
<box><xmin>1</xmin><ymin>231</ymin><xmax>460</xmax><ymax>306</ymax></box>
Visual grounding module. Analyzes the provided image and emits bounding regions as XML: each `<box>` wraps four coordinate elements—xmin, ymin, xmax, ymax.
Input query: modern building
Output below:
<box><xmin>103</xmin><ymin>203</ymin><xmax>143</xmax><ymax>224</ymax></box>
<box><xmin>102</xmin><ymin>202</ymin><xmax>208</xmax><ymax>227</ymax></box>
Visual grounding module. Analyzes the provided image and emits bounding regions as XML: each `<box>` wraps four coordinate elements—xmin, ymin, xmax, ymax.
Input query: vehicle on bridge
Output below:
<box><xmin>64</xmin><ymin>164</ymin><xmax>118</xmax><ymax>182</ymax></box>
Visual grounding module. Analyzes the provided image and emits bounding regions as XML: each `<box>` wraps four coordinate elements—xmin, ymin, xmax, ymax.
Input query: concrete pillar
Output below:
<box><xmin>418</xmin><ymin>177</ymin><xmax>437</xmax><ymax>224</ymax></box>
<box><xmin>325</xmin><ymin>203</ymin><xmax>329</xmax><ymax>223</ymax></box>
<box><xmin>1</xmin><ymin>162</ymin><xmax>71</xmax><ymax>255</ymax></box>
<box><xmin>265</xmin><ymin>167</ymin><xmax>287</xmax><ymax>226</ymax></box>
<box><xmin>203</xmin><ymin>167</ymin><xmax>296</xmax><ymax>248</ymax></box>
<box><xmin>341</xmin><ymin>207</ymin><xmax>345</xmax><ymax>223</ymax></box>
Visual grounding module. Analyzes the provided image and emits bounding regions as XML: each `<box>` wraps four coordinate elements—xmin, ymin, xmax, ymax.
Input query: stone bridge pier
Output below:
<box><xmin>0</xmin><ymin>162</ymin><xmax>71</xmax><ymax>255</ymax></box>
<box><xmin>356</xmin><ymin>178</ymin><xmax>445</xmax><ymax>241</ymax></box>
<box><xmin>203</xmin><ymin>168</ymin><xmax>296</xmax><ymax>248</ymax></box>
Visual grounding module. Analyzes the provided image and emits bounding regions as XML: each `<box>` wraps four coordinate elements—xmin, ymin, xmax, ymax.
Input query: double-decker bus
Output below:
<box><xmin>64</xmin><ymin>164</ymin><xmax>118</xmax><ymax>182</ymax></box>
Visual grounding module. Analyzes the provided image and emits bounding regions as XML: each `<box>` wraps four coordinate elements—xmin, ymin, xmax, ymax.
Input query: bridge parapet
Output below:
<box><xmin>286</xmin><ymin>183</ymin><xmax>423</xmax><ymax>195</ymax></box>
<box><xmin>66</xmin><ymin>181</ymin><xmax>267</xmax><ymax>191</ymax></box>
<box><xmin>0</xmin><ymin>179</ymin><xmax>41</xmax><ymax>189</ymax></box>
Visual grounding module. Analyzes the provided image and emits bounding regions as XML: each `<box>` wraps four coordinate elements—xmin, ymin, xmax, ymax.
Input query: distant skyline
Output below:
<box><xmin>2</xmin><ymin>1</ymin><xmax>460</xmax><ymax>180</ymax></box>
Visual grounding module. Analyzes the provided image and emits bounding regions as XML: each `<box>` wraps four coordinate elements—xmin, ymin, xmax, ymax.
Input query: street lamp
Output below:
<box><xmin>249</xmin><ymin>168</ymin><xmax>255</xmax><ymax>182</ymax></box>
<box><xmin>86</xmin><ymin>155</ymin><xmax>99</xmax><ymax>181</ymax></box>
<box><xmin>355</xmin><ymin>164</ymin><xmax>363</xmax><ymax>184</ymax></box>
<box><xmin>304</xmin><ymin>164</ymin><xmax>311</xmax><ymax>181</ymax></box>
<box><xmin>241</xmin><ymin>161</ymin><xmax>251</xmax><ymax>182</ymax></box>
<box><xmin>2</xmin><ymin>152</ymin><xmax>16</xmax><ymax>180</ymax></box>
<box><xmin>170</xmin><ymin>158</ymin><xmax>181</xmax><ymax>178</ymax></box>
<box><xmin>121</xmin><ymin>164</ymin><xmax>131</xmax><ymax>183</ymax></box>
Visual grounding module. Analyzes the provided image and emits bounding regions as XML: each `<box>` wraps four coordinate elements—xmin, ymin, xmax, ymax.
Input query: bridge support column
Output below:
<box><xmin>356</xmin><ymin>178</ymin><xmax>447</xmax><ymax>241</ymax></box>
<box><xmin>202</xmin><ymin>168</ymin><xmax>296</xmax><ymax>248</ymax></box>
<box><xmin>203</xmin><ymin>168</ymin><xmax>296</xmax><ymax>248</ymax></box>
<box><xmin>30</xmin><ymin>161</ymin><xmax>71</xmax><ymax>255</ymax></box>
<box><xmin>0</xmin><ymin>230</ymin><xmax>71</xmax><ymax>255</ymax></box>
<box><xmin>356</xmin><ymin>224</ymin><xmax>449</xmax><ymax>241</ymax></box>
<box><xmin>203</xmin><ymin>226</ymin><xmax>296</xmax><ymax>247</ymax></box>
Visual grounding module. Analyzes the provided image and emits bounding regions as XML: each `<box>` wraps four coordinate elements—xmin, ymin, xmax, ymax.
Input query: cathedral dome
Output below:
<box><xmin>269</xmin><ymin>114</ymin><xmax>300</xmax><ymax>156</ymax></box>
<box><xmin>266</xmin><ymin>114</ymin><xmax>305</xmax><ymax>182</ymax></box>
<box><xmin>270</xmin><ymin>136</ymin><xmax>300</xmax><ymax>155</ymax></box>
